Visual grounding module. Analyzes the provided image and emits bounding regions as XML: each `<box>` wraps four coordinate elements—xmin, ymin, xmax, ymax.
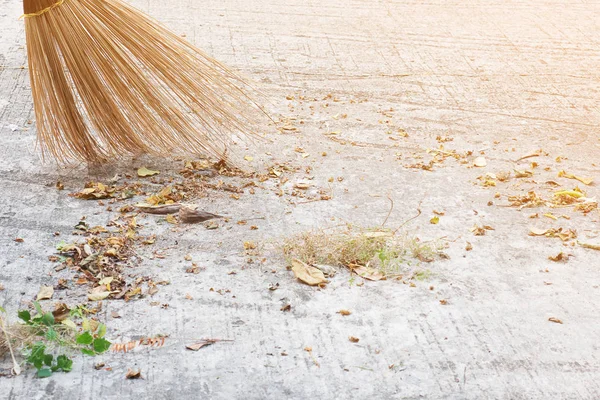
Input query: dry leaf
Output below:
<box><xmin>179</xmin><ymin>206</ymin><xmax>222</xmax><ymax>224</ymax></box>
<box><xmin>529</xmin><ymin>227</ymin><xmax>550</xmax><ymax>236</ymax></box>
<box><xmin>244</xmin><ymin>155</ymin><xmax>254</xmax><ymax>162</ymax></box>
<box><xmin>554</xmin><ymin>189</ymin><xmax>584</xmax><ymax>199</ymax></box>
<box><xmin>349</xmin><ymin>336</ymin><xmax>360</xmax><ymax>343</ymax></box>
<box><xmin>579</xmin><ymin>241</ymin><xmax>600</xmax><ymax>251</ymax></box>
<box><xmin>548</xmin><ymin>252</ymin><xmax>568</xmax><ymax>262</ymax></box>
<box><xmin>52</xmin><ymin>303</ymin><xmax>70</xmax><ymax>322</ymax></box>
<box><xmin>439</xmin><ymin>299</ymin><xmax>448</xmax><ymax>305</ymax></box>
<box><xmin>430</xmin><ymin>216</ymin><xmax>440</xmax><ymax>224</ymax></box>
<box><xmin>558</xmin><ymin>170</ymin><xmax>593</xmax><ymax>186</ymax></box>
<box><xmin>548</xmin><ymin>317</ymin><xmax>563</xmax><ymax>324</ymax></box>
<box><xmin>291</xmin><ymin>259</ymin><xmax>328</xmax><ymax>286</ymax></box>
<box><xmin>185</xmin><ymin>339</ymin><xmax>232</xmax><ymax>351</ymax></box>
<box><xmin>337</xmin><ymin>310</ymin><xmax>351</xmax><ymax>316</ymax></box>
<box><xmin>514</xmin><ymin>169</ymin><xmax>533</xmax><ymax>178</ymax></box>
<box><xmin>126</xmin><ymin>369</ymin><xmax>142</xmax><ymax>379</ymax></box>
<box><xmin>353</xmin><ymin>266</ymin><xmax>385</xmax><ymax>281</ymax></box>
<box><xmin>294</xmin><ymin>183</ymin><xmax>310</xmax><ymax>190</ymax></box>
<box><xmin>473</xmin><ymin>157</ymin><xmax>487</xmax><ymax>167</ymax></box>
<box><xmin>136</xmin><ymin>203</ymin><xmax>181</xmax><ymax>215</ymax></box>
<box><xmin>37</xmin><ymin>286</ymin><xmax>54</xmax><ymax>301</ymax></box>
<box><xmin>465</xmin><ymin>242</ymin><xmax>473</xmax><ymax>251</ymax></box>
<box><xmin>88</xmin><ymin>286</ymin><xmax>111</xmax><ymax>301</ymax></box>
<box><xmin>137</xmin><ymin>167</ymin><xmax>160</xmax><ymax>177</ymax></box>
<box><xmin>543</xmin><ymin>213</ymin><xmax>558</xmax><ymax>221</ymax></box>
<box><xmin>471</xmin><ymin>225</ymin><xmax>486</xmax><ymax>236</ymax></box>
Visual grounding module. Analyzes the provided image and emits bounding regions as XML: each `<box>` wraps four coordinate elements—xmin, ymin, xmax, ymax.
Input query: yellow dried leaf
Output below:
<box><xmin>554</xmin><ymin>189</ymin><xmax>583</xmax><ymax>199</ymax></box>
<box><xmin>514</xmin><ymin>169</ymin><xmax>533</xmax><ymax>178</ymax></box>
<box><xmin>430</xmin><ymin>216</ymin><xmax>440</xmax><ymax>224</ymax></box>
<box><xmin>579</xmin><ymin>241</ymin><xmax>600</xmax><ymax>251</ymax></box>
<box><xmin>543</xmin><ymin>213</ymin><xmax>558</xmax><ymax>221</ymax></box>
<box><xmin>558</xmin><ymin>170</ymin><xmax>593</xmax><ymax>186</ymax></box>
<box><xmin>291</xmin><ymin>259</ymin><xmax>328</xmax><ymax>286</ymax></box>
<box><xmin>244</xmin><ymin>155</ymin><xmax>254</xmax><ymax>162</ymax></box>
<box><xmin>137</xmin><ymin>167</ymin><xmax>160</xmax><ymax>177</ymax></box>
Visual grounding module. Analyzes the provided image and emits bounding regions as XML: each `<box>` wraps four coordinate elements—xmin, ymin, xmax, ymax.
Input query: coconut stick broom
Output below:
<box><xmin>22</xmin><ymin>0</ymin><xmax>262</xmax><ymax>164</ymax></box>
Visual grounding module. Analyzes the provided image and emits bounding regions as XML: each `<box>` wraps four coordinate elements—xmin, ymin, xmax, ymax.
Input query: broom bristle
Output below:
<box><xmin>23</xmin><ymin>0</ymin><xmax>264</xmax><ymax>164</ymax></box>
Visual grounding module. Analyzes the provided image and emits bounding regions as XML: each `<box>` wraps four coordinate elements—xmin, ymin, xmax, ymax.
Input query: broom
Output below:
<box><xmin>22</xmin><ymin>0</ymin><xmax>262</xmax><ymax>164</ymax></box>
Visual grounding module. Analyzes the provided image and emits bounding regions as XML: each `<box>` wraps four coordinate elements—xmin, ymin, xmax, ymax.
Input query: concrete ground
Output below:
<box><xmin>1</xmin><ymin>0</ymin><xmax>600</xmax><ymax>399</ymax></box>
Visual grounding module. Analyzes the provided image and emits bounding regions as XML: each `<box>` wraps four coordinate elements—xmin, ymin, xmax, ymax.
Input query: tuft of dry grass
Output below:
<box><xmin>282</xmin><ymin>225</ymin><xmax>446</xmax><ymax>280</ymax></box>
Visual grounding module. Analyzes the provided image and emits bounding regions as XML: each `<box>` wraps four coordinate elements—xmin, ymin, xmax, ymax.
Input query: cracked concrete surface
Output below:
<box><xmin>1</xmin><ymin>0</ymin><xmax>600</xmax><ymax>399</ymax></box>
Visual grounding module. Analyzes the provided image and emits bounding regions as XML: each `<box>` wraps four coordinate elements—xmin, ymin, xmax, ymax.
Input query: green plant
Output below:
<box><xmin>16</xmin><ymin>302</ymin><xmax>111</xmax><ymax>378</ymax></box>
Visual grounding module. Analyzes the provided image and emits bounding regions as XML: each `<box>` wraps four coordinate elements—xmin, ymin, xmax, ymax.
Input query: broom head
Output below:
<box><xmin>23</xmin><ymin>0</ymin><xmax>263</xmax><ymax>164</ymax></box>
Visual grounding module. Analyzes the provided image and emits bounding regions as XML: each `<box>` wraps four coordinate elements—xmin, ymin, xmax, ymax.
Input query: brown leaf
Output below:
<box><xmin>291</xmin><ymin>259</ymin><xmax>328</xmax><ymax>286</ymax></box>
<box><xmin>14</xmin><ymin>238</ymin><xmax>24</xmax><ymax>243</ymax></box>
<box><xmin>470</xmin><ymin>225</ymin><xmax>486</xmax><ymax>236</ymax></box>
<box><xmin>126</xmin><ymin>369</ymin><xmax>142</xmax><ymax>379</ymax></box>
<box><xmin>37</xmin><ymin>286</ymin><xmax>54</xmax><ymax>301</ymax></box>
<box><xmin>349</xmin><ymin>336</ymin><xmax>360</xmax><ymax>343</ymax></box>
<box><xmin>337</xmin><ymin>310</ymin><xmax>351</xmax><ymax>316</ymax></box>
<box><xmin>185</xmin><ymin>339</ymin><xmax>232</xmax><ymax>351</ymax></box>
<box><xmin>52</xmin><ymin>303</ymin><xmax>71</xmax><ymax>322</ymax></box>
<box><xmin>548</xmin><ymin>317</ymin><xmax>563</xmax><ymax>324</ymax></box>
<box><xmin>465</xmin><ymin>242</ymin><xmax>473</xmax><ymax>251</ymax></box>
<box><xmin>280</xmin><ymin>304</ymin><xmax>292</xmax><ymax>312</ymax></box>
<box><xmin>179</xmin><ymin>206</ymin><xmax>223</xmax><ymax>224</ymax></box>
<box><xmin>548</xmin><ymin>252</ymin><xmax>568</xmax><ymax>262</ymax></box>
<box><xmin>353</xmin><ymin>266</ymin><xmax>386</xmax><ymax>281</ymax></box>
<box><xmin>136</xmin><ymin>203</ymin><xmax>181</xmax><ymax>215</ymax></box>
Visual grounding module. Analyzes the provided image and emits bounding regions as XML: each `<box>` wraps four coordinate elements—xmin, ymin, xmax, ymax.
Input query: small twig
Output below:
<box><xmin>515</xmin><ymin>152</ymin><xmax>540</xmax><ymax>162</ymax></box>
<box><xmin>0</xmin><ymin>316</ymin><xmax>21</xmax><ymax>375</ymax></box>
<box><xmin>394</xmin><ymin>199</ymin><xmax>424</xmax><ymax>234</ymax></box>
<box><xmin>381</xmin><ymin>194</ymin><xmax>394</xmax><ymax>228</ymax></box>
